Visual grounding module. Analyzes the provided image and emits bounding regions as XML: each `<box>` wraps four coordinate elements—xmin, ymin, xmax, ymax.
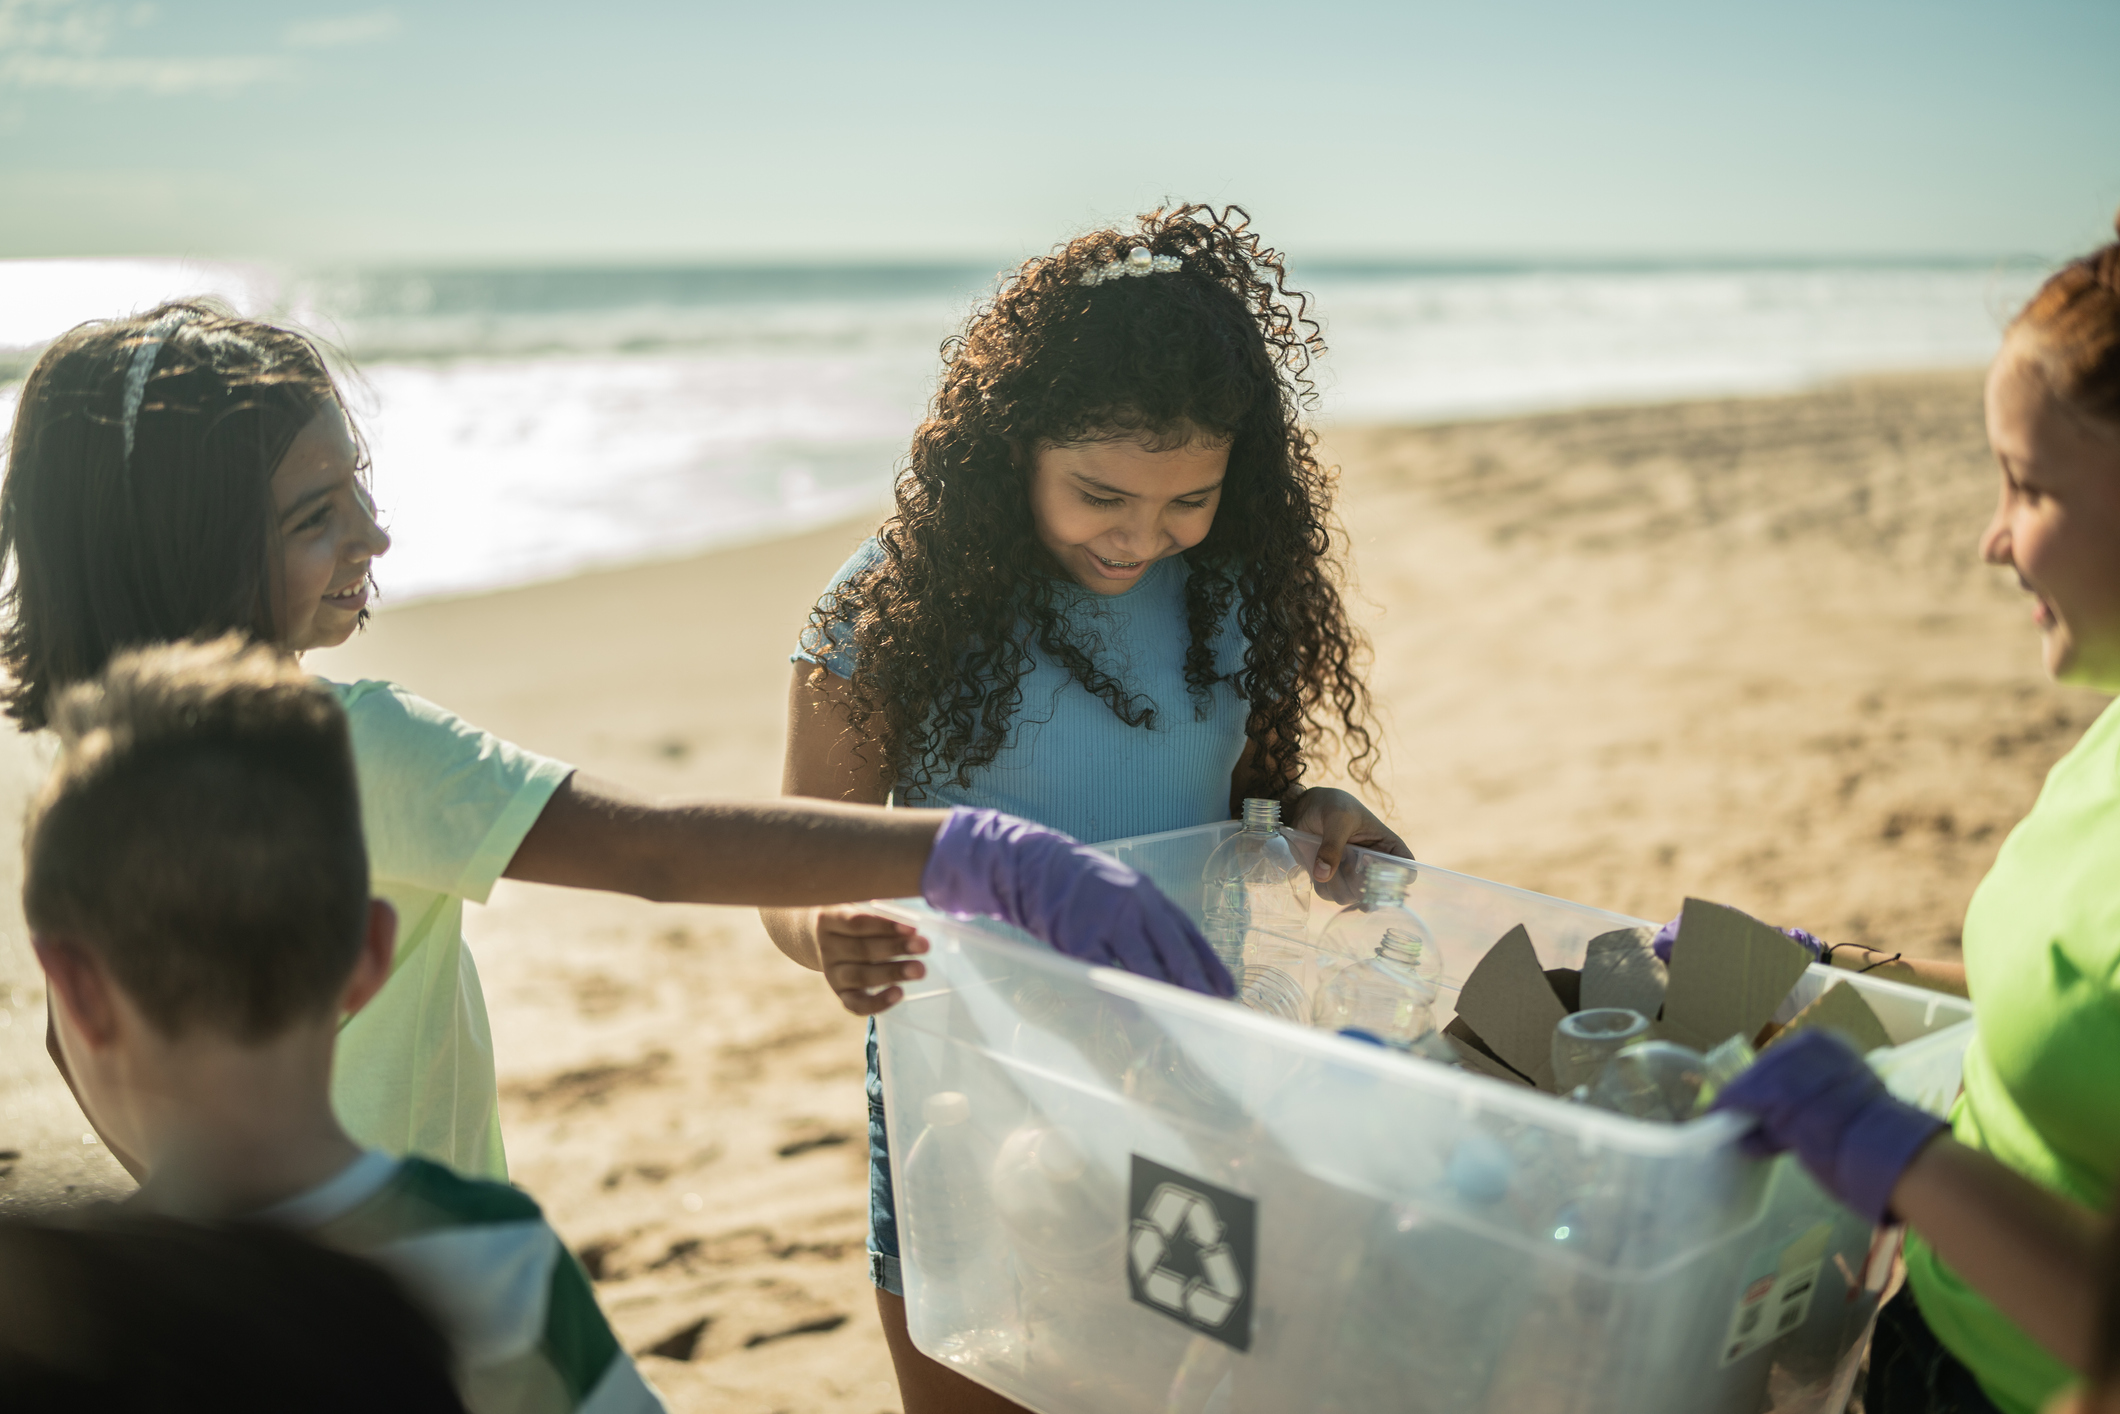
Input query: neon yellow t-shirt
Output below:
<box><xmin>1905</xmin><ymin>696</ymin><xmax>2120</xmax><ymax>1414</ymax></box>
<box><xmin>326</xmin><ymin>681</ymin><xmax>572</xmax><ymax>1183</ymax></box>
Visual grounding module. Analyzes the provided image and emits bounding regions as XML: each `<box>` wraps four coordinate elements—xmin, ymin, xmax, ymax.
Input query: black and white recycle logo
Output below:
<box><xmin>1125</xmin><ymin>1155</ymin><xmax>1256</xmax><ymax>1352</ymax></box>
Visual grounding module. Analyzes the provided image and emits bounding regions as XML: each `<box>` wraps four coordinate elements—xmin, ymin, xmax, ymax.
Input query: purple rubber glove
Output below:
<box><xmin>1709</xmin><ymin>1031</ymin><xmax>1946</xmax><ymax>1224</ymax></box>
<box><xmin>921</xmin><ymin>807</ymin><xmax>1235</xmax><ymax>998</ymax></box>
<box><xmin>1652</xmin><ymin>911</ymin><xmax>1826</xmax><ymax>965</ymax></box>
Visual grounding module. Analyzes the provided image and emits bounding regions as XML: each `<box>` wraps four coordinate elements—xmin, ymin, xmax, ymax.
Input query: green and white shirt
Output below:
<box><xmin>264</xmin><ymin>1151</ymin><xmax>664</xmax><ymax>1414</ymax></box>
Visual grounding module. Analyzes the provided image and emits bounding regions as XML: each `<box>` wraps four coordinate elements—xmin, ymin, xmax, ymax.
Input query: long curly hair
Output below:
<box><xmin>807</xmin><ymin>204</ymin><xmax>1376</xmax><ymax>803</ymax></box>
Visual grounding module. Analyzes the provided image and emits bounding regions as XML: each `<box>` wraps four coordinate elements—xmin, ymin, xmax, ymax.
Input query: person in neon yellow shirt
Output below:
<box><xmin>1714</xmin><ymin>214</ymin><xmax>2120</xmax><ymax>1414</ymax></box>
<box><xmin>1</xmin><ymin>304</ymin><xmax>1228</xmax><ymax>1186</ymax></box>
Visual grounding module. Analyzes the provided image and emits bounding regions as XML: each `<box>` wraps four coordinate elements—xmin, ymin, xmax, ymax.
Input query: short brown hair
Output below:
<box><xmin>0</xmin><ymin>302</ymin><xmax>364</xmax><ymax>731</ymax></box>
<box><xmin>2010</xmin><ymin>209</ymin><xmax>2120</xmax><ymax>428</ymax></box>
<box><xmin>23</xmin><ymin>635</ymin><xmax>369</xmax><ymax>1041</ymax></box>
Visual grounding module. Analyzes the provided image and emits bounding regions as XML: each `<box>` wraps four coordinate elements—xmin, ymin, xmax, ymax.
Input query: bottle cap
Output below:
<box><xmin>922</xmin><ymin>1090</ymin><xmax>971</xmax><ymax>1126</ymax></box>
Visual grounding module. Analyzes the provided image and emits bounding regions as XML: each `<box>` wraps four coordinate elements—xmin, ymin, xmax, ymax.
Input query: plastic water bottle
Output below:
<box><xmin>1200</xmin><ymin>798</ymin><xmax>1314</xmax><ymax>1019</ymax></box>
<box><xmin>900</xmin><ymin>1090</ymin><xmax>995</xmax><ymax>1283</ymax></box>
<box><xmin>1318</xmin><ymin>857</ymin><xmax>1434</xmax><ymax>964</ymax></box>
<box><xmin>1309</xmin><ymin>930</ymin><xmax>1441</xmax><ymax>1050</ymax></box>
<box><xmin>1584</xmin><ymin>1041</ymin><xmax>1708</xmax><ymax>1122</ymax></box>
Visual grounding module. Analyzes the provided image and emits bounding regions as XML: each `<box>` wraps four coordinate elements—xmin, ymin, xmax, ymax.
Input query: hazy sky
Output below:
<box><xmin>4</xmin><ymin>0</ymin><xmax>2116</xmax><ymax>264</ymax></box>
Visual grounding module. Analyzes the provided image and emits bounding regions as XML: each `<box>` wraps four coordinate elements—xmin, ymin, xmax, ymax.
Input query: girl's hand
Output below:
<box><xmin>815</xmin><ymin>907</ymin><xmax>928</xmax><ymax>1016</ymax></box>
<box><xmin>1709</xmin><ymin>1031</ymin><xmax>1946</xmax><ymax>1224</ymax></box>
<box><xmin>1290</xmin><ymin>788</ymin><xmax>1411</xmax><ymax>902</ymax></box>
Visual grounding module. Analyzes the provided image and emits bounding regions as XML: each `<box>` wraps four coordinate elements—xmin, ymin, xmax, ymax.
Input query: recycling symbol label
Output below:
<box><xmin>1126</xmin><ymin>1155</ymin><xmax>1256</xmax><ymax>1352</ymax></box>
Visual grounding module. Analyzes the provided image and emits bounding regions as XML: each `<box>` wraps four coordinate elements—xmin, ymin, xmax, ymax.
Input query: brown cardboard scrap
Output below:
<box><xmin>1544</xmin><ymin>968</ymin><xmax>1582</xmax><ymax>1013</ymax></box>
<box><xmin>1455</xmin><ymin>924</ymin><xmax>1569</xmax><ymax>1091</ymax></box>
<box><xmin>1581</xmin><ymin>926</ymin><xmax>1668</xmax><ymax>1018</ymax></box>
<box><xmin>1770</xmin><ymin>980</ymin><xmax>1894</xmax><ymax>1056</ymax></box>
<box><xmin>1657</xmin><ymin>899</ymin><xmax>1814</xmax><ymax>1053</ymax></box>
<box><xmin>1444</xmin><ymin>1017</ymin><xmax>1535</xmax><ymax>1088</ymax></box>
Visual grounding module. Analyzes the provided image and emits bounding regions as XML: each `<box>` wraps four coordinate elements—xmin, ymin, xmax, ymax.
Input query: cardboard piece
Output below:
<box><xmin>1770</xmin><ymin>980</ymin><xmax>1894</xmax><ymax>1056</ymax></box>
<box><xmin>1657</xmin><ymin>899</ymin><xmax>1814</xmax><ymax>1053</ymax></box>
<box><xmin>1455</xmin><ymin>925</ymin><xmax>1569</xmax><ymax>1091</ymax></box>
<box><xmin>1580</xmin><ymin>926</ymin><xmax>1668</xmax><ymax>1018</ymax></box>
<box><xmin>1543</xmin><ymin>968</ymin><xmax>1582</xmax><ymax>1013</ymax></box>
<box><xmin>1443</xmin><ymin>1018</ymin><xmax>1535</xmax><ymax>1088</ymax></box>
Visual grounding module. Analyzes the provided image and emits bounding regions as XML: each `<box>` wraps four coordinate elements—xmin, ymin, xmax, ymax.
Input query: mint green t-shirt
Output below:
<box><xmin>1905</xmin><ymin>696</ymin><xmax>2120</xmax><ymax>1414</ymax></box>
<box><xmin>327</xmin><ymin>682</ymin><xmax>573</xmax><ymax>1182</ymax></box>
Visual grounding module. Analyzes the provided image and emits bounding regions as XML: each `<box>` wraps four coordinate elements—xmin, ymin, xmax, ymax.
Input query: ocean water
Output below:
<box><xmin>0</xmin><ymin>256</ymin><xmax>2043</xmax><ymax>603</ymax></box>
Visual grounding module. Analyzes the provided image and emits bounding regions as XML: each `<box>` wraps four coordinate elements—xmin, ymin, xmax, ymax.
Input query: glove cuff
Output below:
<box><xmin>1837</xmin><ymin>1094</ymin><xmax>1948</xmax><ymax>1225</ymax></box>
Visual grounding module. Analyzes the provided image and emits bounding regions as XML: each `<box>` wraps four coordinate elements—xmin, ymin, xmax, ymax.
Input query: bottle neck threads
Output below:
<box><xmin>1240</xmin><ymin>797</ymin><xmax>1281</xmax><ymax>834</ymax></box>
<box><xmin>1359</xmin><ymin>861</ymin><xmax>1415</xmax><ymax>910</ymax></box>
<box><xmin>1378</xmin><ymin>928</ymin><xmax>1427</xmax><ymax>966</ymax></box>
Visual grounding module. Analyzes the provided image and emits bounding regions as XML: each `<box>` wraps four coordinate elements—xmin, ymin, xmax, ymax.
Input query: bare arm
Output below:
<box><xmin>1824</xmin><ymin>944</ymin><xmax>1969</xmax><ymax>998</ymax></box>
<box><xmin>1891</xmin><ymin>1135</ymin><xmax>2104</xmax><ymax>1370</ymax></box>
<box><xmin>502</xmin><ymin>682</ymin><xmax>934</xmax><ymax>907</ymax></box>
<box><xmin>758</xmin><ymin>661</ymin><xmax>895</xmax><ymax>970</ymax></box>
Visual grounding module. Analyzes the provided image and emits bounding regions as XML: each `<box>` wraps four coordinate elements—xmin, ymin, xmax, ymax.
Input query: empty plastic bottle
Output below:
<box><xmin>1319</xmin><ymin>859</ymin><xmax>1435</xmax><ymax>961</ymax></box>
<box><xmin>1692</xmin><ymin>1033</ymin><xmax>1760</xmax><ymax>1115</ymax></box>
<box><xmin>1310</xmin><ymin>931</ymin><xmax>1441</xmax><ymax>1050</ymax></box>
<box><xmin>1200</xmin><ymin>798</ymin><xmax>1314</xmax><ymax>1020</ymax></box>
<box><xmin>1584</xmin><ymin>1040</ymin><xmax>1708</xmax><ymax>1123</ymax></box>
<box><xmin>991</xmin><ymin>1125</ymin><xmax>1115</xmax><ymax>1278</ymax></box>
<box><xmin>899</xmin><ymin>1090</ymin><xmax>995</xmax><ymax>1284</ymax></box>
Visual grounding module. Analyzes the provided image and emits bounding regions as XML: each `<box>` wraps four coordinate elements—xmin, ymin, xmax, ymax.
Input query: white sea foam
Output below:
<box><xmin>0</xmin><ymin>257</ymin><xmax>2045</xmax><ymax>602</ymax></box>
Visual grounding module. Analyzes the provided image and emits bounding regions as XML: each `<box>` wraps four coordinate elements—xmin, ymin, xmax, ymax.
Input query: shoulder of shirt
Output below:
<box><xmin>322</xmin><ymin>1155</ymin><xmax>548</xmax><ymax>1250</ymax></box>
<box><xmin>827</xmin><ymin>535</ymin><xmax>886</xmax><ymax>589</ymax></box>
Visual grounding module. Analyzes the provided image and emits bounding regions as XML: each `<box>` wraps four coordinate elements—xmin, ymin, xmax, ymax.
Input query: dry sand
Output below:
<box><xmin>0</xmin><ymin>370</ymin><xmax>2105</xmax><ymax>1411</ymax></box>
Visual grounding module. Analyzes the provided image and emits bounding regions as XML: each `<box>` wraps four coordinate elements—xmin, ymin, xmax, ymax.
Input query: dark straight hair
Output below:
<box><xmin>0</xmin><ymin>302</ymin><xmax>360</xmax><ymax>731</ymax></box>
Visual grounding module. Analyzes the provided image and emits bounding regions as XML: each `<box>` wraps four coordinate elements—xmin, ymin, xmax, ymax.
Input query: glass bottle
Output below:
<box><xmin>1310</xmin><ymin>930</ymin><xmax>1442</xmax><ymax>1050</ymax></box>
<box><xmin>1550</xmin><ymin>1007</ymin><xmax>1650</xmax><ymax>1094</ymax></box>
<box><xmin>1199</xmin><ymin>798</ymin><xmax>1314</xmax><ymax>1019</ymax></box>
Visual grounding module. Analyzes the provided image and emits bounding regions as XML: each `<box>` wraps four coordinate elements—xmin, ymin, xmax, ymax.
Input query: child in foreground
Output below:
<box><xmin>25</xmin><ymin>635</ymin><xmax>661</xmax><ymax>1413</ymax></box>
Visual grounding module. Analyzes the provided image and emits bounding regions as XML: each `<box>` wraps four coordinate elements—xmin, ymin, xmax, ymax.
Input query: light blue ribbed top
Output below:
<box><xmin>793</xmin><ymin>537</ymin><xmax>1249</xmax><ymax>845</ymax></box>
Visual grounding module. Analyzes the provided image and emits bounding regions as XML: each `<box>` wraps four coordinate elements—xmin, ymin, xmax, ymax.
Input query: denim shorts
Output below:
<box><xmin>1865</xmin><ymin>1288</ymin><xmax>2006</xmax><ymax>1414</ymax></box>
<box><xmin>865</xmin><ymin>1019</ymin><xmax>903</xmax><ymax>1295</ymax></box>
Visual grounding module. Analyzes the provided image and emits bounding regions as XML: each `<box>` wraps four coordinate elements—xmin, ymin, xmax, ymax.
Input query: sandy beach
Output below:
<box><xmin>0</xmin><ymin>369</ymin><xmax>2105</xmax><ymax>1411</ymax></box>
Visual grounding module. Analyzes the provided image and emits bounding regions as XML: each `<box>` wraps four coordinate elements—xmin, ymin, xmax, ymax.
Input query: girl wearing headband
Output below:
<box><xmin>764</xmin><ymin>205</ymin><xmax>1408</xmax><ymax>1412</ymax></box>
<box><xmin>0</xmin><ymin>302</ymin><xmax>1227</xmax><ymax>1185</ymax></box>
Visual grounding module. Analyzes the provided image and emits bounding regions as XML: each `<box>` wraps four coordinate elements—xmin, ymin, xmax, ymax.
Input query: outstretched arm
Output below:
<box><xmin>504</xmin><ymin>773</ymin><xmax>944</xmax><ymax>908</ymax></box>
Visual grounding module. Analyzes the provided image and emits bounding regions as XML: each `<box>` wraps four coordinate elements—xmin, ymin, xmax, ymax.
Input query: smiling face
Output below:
<box><xmin>1980</xmin><ymin>345</ymin><xmax>2120</xmax><ymax>690</ymax></box>
<box><xmin>1028</xmin><ymin>433</ymin><xmax>1229</xmax><ymax>594</ymax></box>
<box><xmin>269</xmin><ymin>405</ymin><xmax>390</xmax><ymax>652</ymax></box>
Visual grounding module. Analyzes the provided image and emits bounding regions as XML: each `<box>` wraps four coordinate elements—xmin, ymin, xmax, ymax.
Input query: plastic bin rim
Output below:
<box><xmin>1096</xmin><ymin>819</ymin><xmax>1661</xmax><ymax>931</ymax></box>
<box><xmin>873</xmin><ymin>896</ymin><xmax>1761</xmax><ymax>1159</ymax></box>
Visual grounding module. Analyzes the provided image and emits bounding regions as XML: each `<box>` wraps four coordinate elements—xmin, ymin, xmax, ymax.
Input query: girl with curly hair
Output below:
<box><xmin>761</xmin><ymin>205</ymin><xmax>1409</xmax><ymax>1412</ymax></box>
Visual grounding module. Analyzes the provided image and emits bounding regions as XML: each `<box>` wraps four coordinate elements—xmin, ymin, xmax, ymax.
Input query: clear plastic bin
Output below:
<box><xmin>874</xmin><ymin>822</ymin><xmax>1975</xmax><ymax>1414</ymax></box>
